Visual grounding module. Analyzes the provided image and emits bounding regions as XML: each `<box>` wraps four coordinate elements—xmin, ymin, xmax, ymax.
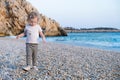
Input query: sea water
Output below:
<box><xmin>8</xmin><ymin>32</ymin><xmax>120</xmax><ymax>52</ymax></box>
<box><xmin>46</xmin><ymin>32</ymin><xmax>120</xmax><ymax>52</ymax></box>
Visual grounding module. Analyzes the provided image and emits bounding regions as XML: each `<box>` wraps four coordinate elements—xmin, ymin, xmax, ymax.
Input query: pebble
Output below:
<box><xmin>0</xmin><ymin>38</ymin><xmax>120</xmax><ymax>79</ymax></box>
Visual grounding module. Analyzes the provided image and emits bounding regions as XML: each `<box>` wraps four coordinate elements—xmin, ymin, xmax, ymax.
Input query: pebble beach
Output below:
<box><xmin>0</xmin><ymin>37</ymin><xmax>120</xmax><ymax>80</ymax></box>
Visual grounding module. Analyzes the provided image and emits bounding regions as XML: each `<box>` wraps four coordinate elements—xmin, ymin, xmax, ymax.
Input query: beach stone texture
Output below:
<box><xmin>0</xmin><ymin>0</ymin><xmax>67</xmax><ymax>36</ymax></box>
<box><xmin>0</xmin><ymin>38</ymin><xmax>120</xmax><ymax>80</ymax></box>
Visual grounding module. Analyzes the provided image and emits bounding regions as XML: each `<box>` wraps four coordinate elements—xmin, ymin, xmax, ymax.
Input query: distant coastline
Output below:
<box><xmin>64</xmin><ymin>27</ymin><xmax>120</xmax><ymax>33</ymax></box>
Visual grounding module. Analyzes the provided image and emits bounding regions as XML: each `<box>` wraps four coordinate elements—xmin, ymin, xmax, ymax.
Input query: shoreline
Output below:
<box><xmin>0</xmin><ymin>37</ymin><xmax>120</xmax><ymax>79</ymax></box>
<box><xmin>52</xmin><ymin>40</ymin><xmax>120</xmax><ymax>53</ymax></box>
<box><xmin>4</xmin><ymin>35</ymin><xmax>120</xmax><ymax>53</ymax></box>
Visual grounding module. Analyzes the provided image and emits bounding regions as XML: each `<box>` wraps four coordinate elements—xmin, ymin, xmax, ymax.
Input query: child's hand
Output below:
<box><xmin>16</xmin><ymin>33</ymin><xmax>24</xmax><ymax>39</ymax></box>
<box><xmin>42</xmin><ymin>37</ymin><xmax>46</xmax><ymax>44</ymax></box>
<box><xmin>16</xmin><ymin>35</ymin><xmax>20</xmax><ymax>39</ymax></box>
<box><xmin>43</xmin><ymin>40</ymin><xmax>46</xmax><ymax>44</ymax></box>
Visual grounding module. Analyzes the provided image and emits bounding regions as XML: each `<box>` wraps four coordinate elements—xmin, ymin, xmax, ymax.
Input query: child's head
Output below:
<box><xmin>27</xmin><ymin>12</ymin><xmax>39</xmax><ymax>26</ymax></box>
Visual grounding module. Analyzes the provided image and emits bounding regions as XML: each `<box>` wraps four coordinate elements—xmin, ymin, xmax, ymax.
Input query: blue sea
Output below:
<box><xmin>46</xmin><ymin>32</ymin><xmax>120</xmax><ymax>52</ymax></box>
<box><xmin>8</xmin><ymin>32</ymin><xmax>120</xmax><ymax>52</ymax></box>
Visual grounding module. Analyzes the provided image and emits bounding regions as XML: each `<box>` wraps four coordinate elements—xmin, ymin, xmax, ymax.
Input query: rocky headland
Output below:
<box><xmin>0</xmin><ymin>0</ymin><xmax>67</xmax><ymax>36</ymax></box>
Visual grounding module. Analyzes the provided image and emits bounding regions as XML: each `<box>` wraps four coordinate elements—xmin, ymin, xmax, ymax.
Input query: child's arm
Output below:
<box><xmin>16</xmin><ymin>33</ymin><xmax>25</xmax><ymax>39</ymax></box>
<box><xmin>39</xmin><ymin>31</ymin><xmax>46</xmax><ymax>43</ymax></box>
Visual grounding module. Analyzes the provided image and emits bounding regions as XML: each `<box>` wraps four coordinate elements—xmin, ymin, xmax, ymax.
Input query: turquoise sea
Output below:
<box><xmin>8</xmin><ymin>32</ymin><xmax>120</xmax><ymax>52</ymax></box>
<box><xmin>46</xmin><ymin>32</ymin><xmax>120</xmax><ymax>52</ymax></box>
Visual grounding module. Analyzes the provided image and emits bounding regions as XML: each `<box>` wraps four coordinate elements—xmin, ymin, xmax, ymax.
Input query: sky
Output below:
<box><xmin>27</xmin><ymin>0</ymin><xmax>120</xmax><ymax>29</ymax></box>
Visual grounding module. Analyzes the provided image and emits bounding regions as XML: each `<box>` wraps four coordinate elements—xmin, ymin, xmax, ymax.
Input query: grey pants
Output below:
<box><xmin>26</xmin><ymin>43</ymin><xmax>38</xmax><ymax>66</ymax></box>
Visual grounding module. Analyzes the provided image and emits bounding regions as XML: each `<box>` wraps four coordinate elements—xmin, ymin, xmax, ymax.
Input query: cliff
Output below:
<box><xmin>0</xmin><ymin>0</ymin><xmax>67</xmax><ymax>36</ymax></box>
